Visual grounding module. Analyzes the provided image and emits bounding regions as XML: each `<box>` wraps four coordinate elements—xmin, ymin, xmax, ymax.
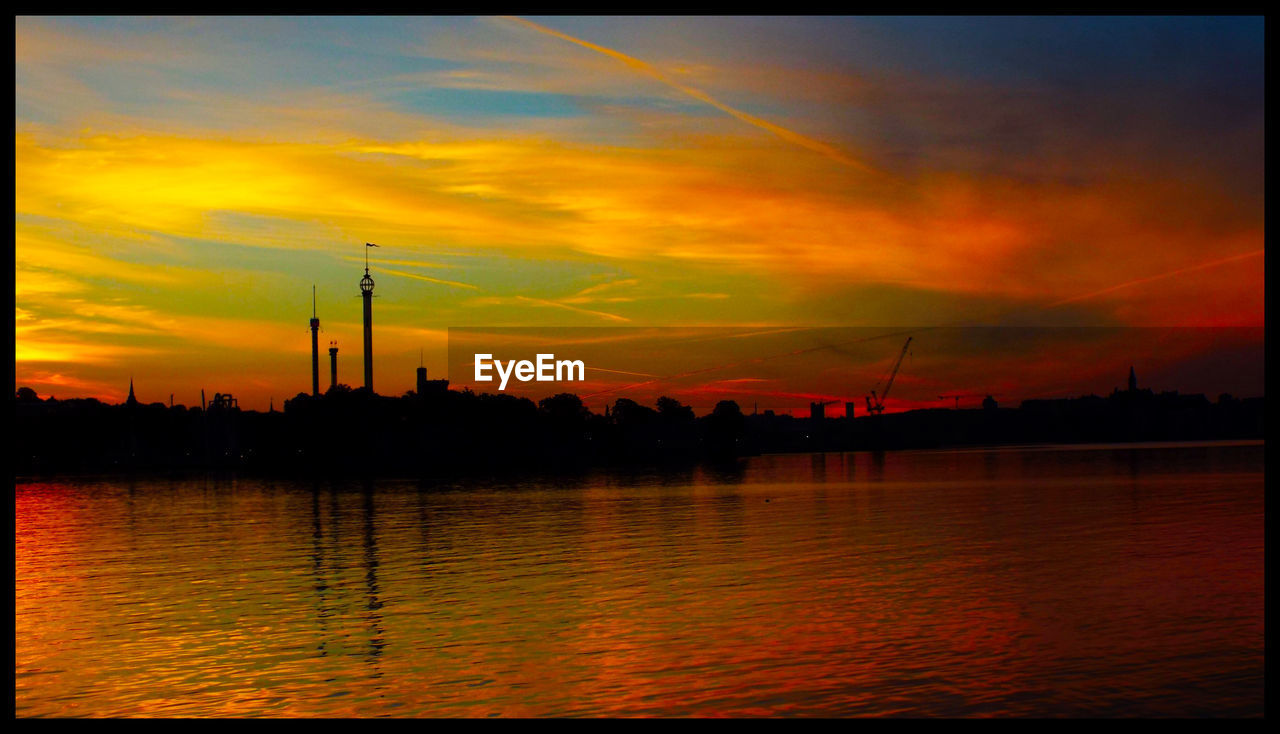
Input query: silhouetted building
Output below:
<box><xmin>310</xmin><ymin>286</ymin><xmax>321</xmax><ymax>396</ymax></box>
<box><xmin>416</xmin><ymin>369</ymin><xmax>449</xmax><ymax>396</ymax></box>
<box><xmin>845</xmin><ymin>402</ymin><xmax>856</xmax><ymax>419</ymax></box>
<box><xmin>209</xmin><ymin>393</ymin><xmax>238</xmax><ymax>410</ymax></box>
<box><xmin>329</xmin><ymin>341</ymin><xmax>339</xmax><ymax>389</ymax></box>
<box><xmin>126</xmin><ymin>378</ymin><xmax>138</xmax><ymax>407</ymax></box>
<box><xmin>983</xmin><ymin>395</ymin><xmax>998</xmax><ymax>410</ymax></box>
<box><xmin>809</xmin><ymin>401</ymin><xmax>826</xmax><ymax>421</ymax></box>
<box><xmin>1112</xmin><ymin>366</ymin><xmax>1154</xmax><ymax>401</ymax></box>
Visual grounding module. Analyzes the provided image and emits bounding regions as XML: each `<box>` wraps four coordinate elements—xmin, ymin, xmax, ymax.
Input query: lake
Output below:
<box><xmin>15</xmin><ymin>441</ymin><xmax>1264</xmax><ymax>717</ymax></box>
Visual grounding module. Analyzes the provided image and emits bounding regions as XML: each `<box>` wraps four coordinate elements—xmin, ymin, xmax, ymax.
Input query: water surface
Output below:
<box><xmin>15</xmin><ymin>442</ymin><xmax>1264</xmax><ymax>717</ymax></box>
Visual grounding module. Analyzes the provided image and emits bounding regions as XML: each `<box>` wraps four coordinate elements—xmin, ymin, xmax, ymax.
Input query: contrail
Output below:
<box><xmin>370</xmin><ymin>265</ymin><xmax>480</xmax><ymax>291</ymax></box>
<box><xmin>1045</xmin><ymin>249</ymin><xmax>1264</xmax><ymax>308</ymax></box>
<box><xmin>515</xmin><ymin>295</ymin><xmax>631</xmax><ymax>323</ymax></box>
<box><xmin>505</xmin><ymin>16</ymin><xmax>878</xmax><ymax>174</ymax></box>
<box><xmin>588</xmin><ymin>365</ymin><xmax>657</xmax><ymax>378</ymax></box>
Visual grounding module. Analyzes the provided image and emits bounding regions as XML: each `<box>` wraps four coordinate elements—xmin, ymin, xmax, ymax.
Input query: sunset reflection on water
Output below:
<box><xmin>15</xmin><ymin>442</ymin><xmax>1264</xmax><ymax>717</ymax></box>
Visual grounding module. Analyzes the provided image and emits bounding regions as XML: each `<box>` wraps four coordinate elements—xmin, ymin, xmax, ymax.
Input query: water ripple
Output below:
<box><xmin>15</xmin><ymin>443</ymin><xmax>1264</xmax><ymax>717</ymax></box>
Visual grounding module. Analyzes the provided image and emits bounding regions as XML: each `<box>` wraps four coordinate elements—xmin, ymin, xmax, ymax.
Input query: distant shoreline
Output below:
<box><xmin>761</xmin><ymin>438</ymin><xmax>1266</xmax><ymax>457</ymax></box>
<box><xmin>16</xmin><ymin>437</ymin><xmax>1264</xmax><ymax>486</ymax></box>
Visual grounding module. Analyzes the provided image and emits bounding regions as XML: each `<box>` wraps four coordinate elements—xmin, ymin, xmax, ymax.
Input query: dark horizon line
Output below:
<box><xmin>14</xmin><ymin>382</ymin><xmax>1265</xmax><ymax>420</ymax></box>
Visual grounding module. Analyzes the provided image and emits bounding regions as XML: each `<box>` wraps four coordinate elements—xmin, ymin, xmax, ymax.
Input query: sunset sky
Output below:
<box><xmin>15</xmin><ymin>16</ymin><xmax>1264</xmax><ymax>411</ymax></box>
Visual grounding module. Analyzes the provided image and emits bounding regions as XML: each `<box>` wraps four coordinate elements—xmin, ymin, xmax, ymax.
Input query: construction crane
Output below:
<box><xmin>938</xmin><ymin>393</ymin><xmax>1001</xmax><ymax>409</ymax></box>
<box><xmin>865</xmin><ymin>337</ymin><xmax>912</xmax><ymax>416</ymax></box>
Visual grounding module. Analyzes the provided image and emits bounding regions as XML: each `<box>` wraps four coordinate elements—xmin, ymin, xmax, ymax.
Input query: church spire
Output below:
<box><xmin>127</xmin><ymin>377</ymin><xmax>138</xmax><ymax>406</ymax></box>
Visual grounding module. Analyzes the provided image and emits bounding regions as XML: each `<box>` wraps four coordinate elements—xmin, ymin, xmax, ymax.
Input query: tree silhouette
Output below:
<box><xmin>704</xmin><ymin>400</ymin><xmax>746</xmax><ymax>458</ymax></box>
<box><xmin>612</xmin><ymin>398</ymin><xmax>657</xmax><ymax>427</ymax></box>
<box><xmin>657</xmin><ymin>396</ymin><xmax>694</xmax><ymax>424</ymax></box>
<box><xmin>539</xmin><ymin>393</ymin><xmax>589</xmax><ymax>423</ymax></box>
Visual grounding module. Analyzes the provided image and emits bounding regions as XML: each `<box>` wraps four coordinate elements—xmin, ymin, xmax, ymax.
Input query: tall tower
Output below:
<box><xmin>329</xmin><ymin>341</ymin><xmax>339</xmax><ymax>390</ymax></box>
<box><xmin>361</xmin><ymin>245</ymin><xmax>377</xmax><ymax>392</ymax></box>
<box><xmin>310</xmin><ymin>286</ymin><xmax>321</xmax><ymax>396</ymax></box>
<box><xmin>1128</xmin><ymin>366</ymin><xmax>1138</xmax><ymax>392</ymax></box>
